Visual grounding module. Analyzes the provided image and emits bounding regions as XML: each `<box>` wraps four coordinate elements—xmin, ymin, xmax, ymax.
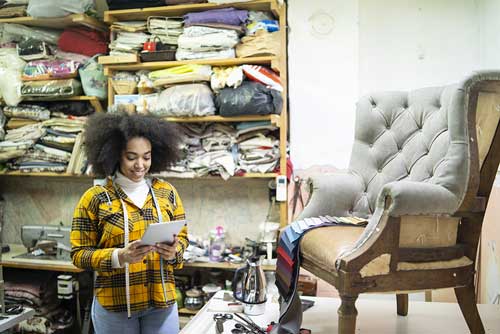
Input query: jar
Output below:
<box><xmin>209</xmin><ymin>226</ymin><xmax>225</xmax><ymax>262</ymax></box>
<box><xmin>184</xmin><ymin>288</ymin><xmax>204</xmax><ymax>311</ymax></box>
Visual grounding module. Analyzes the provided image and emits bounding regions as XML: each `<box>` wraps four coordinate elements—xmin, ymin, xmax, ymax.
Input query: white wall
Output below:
<box><xmin>288</xmin><ymin>0</ymin><xmax>359</xmax><ymax>170</ymax></box>
<box><xmin>289</xmin><ymin>0</ymin><xmax>483</xmax><ymax>169</ymax></box>
<box><xmin>479</xmin><ymin>0</ymin><xmax>500</xmax><ymax>68</ymax></box>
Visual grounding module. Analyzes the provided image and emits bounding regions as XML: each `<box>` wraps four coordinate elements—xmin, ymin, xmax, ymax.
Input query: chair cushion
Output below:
<box><xmin>300</xmin><ymin>225</ymin><xmax>364</xmax><ymax>270</ymax></box>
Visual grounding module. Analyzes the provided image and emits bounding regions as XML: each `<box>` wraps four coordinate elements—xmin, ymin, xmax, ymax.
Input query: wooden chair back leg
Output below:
<box><xmin>454</xmin><ymin>284</ymin><xmax>485</xmax><ymax>334</ymax></box>
<box><xmin>338</xmin><ymin>294</ymin><xmax>359</xmax><ymax>334</ymax></box>
<box><xmin>396</xmin><ymin>294</ymin><xmax>409</xmax><ymax>316</ymax></box>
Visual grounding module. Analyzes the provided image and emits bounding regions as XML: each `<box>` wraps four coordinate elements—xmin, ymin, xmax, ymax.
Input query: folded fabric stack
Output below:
<box><xmin>0</xmin><ymin>0</ymin><xmax>27</xmax><ymax>18</ymax></box>
<box><xmin>147</xmin><ymin>16</ymin><xmax>183</xmax><ymax>46</ymax></box>
<box><xmin>5</xmin><ymin>270</ymin><xmax>73</xmax><ymax>334</ymax></box>
<box><xmin>157</xmin><ymin>121</ymin><xmax>279</xmax><ymax>179</ymax></box>
<box><xmin>0</xmin><ymin>105</ymin><xmax>47</xmax><ymax>163</ymax></box>
<box><xmin>109</xmin><ymin>21</ymin><xmax>150</xmax><ymax>56</ymax></box>
<box><xmin>0</xmin><ymin>104</ymin><xmax>87</xmax><ymax>173</ymax></box>
<box><xmin>236</xmin><ymin>121</ymin><xmax>280</xmax><ymax>174</ymax></box>
<box><xmin>273</xmin><ymin>216</ymin><xmax>367</xmax><ymax>334</ymax></box>
<box><xmin>176</xmin><ymin>7</ymin><xmax>248</xmax><ymax>60</ymax></box>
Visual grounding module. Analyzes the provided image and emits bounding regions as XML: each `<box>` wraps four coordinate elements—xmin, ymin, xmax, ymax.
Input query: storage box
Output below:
<box><xmin>297</xmin><ymin>274</ymin><xmax>317</xmax><ymax>296</ymax></box>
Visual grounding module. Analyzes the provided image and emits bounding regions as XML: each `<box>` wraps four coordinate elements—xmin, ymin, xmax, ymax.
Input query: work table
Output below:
<box><xmin>0</xmin><ymin>244</ymin><xmax>82</xmax><ymax>273</ymax></box>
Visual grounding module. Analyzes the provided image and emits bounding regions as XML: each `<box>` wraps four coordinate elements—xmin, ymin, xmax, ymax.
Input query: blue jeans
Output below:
<box><xmin>92</xmin><ymin>298</ymin><xmax>179</xmax><ymax>334</ymax></box>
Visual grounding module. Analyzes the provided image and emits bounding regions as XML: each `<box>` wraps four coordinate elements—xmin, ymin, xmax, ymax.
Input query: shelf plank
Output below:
<box><xmin>0</xmin><ymin>172</ymin><xmax>92</xmax><ymax>178</ymax></box>
<box><xmin>182</xmin><ymin>262</ymin><xmax>275</xmax><ymax>271</ymax></box>
<box><xmin>0</xmin><ymin>13</ymin><xmax>107</xmax><ymax>31</ymax></box>
<box><xmin>104</xmin><ymin>0</ymin><xmax>280</xmax><ymax>23</ymax></box>
<box><xmin>98</xmin><ymin>54</ymin><xmax>139</xmax><ymax>65</ymax></box>
<box><xmin>164</xmin><ymin>114</ymin><xmax>280</xmax><ymax>126</ymax></box>
<box><xmin>103</xmin><ymin>56</ymin><xmax>277</xmax><ymax>72</ymax></box>
<box><xmin>22</xmin><ymin>96</ymin><xmax>104</xmax><ymax>113</ymax></box>
<box><xmin>0</xmin><ymin>171</ymin><xmax>277</xmax><ymax>179</ymax></box>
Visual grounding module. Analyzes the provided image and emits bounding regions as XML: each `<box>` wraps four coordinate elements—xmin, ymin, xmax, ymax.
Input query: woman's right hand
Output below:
<box><xmin>118</xmin><ymin>240</ymin><xmax>152</xmax><ymax>266</ymax></box>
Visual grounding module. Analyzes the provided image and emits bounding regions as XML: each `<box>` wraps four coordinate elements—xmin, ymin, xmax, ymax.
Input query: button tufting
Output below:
<box><xmin>378</xmin><ymin>169</ymin><xmax>382</xmax><ymax>173</ymax></box>
<box><xmin>369</xmin><ymin>144</ymin><xmax>373</xmax><ymax>148</ymax></box>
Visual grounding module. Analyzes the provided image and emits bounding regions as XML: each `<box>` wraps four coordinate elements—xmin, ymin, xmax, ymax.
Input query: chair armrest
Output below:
<box><xmin>378</xmin><ymin>181</ymin><xmax>461</xmax><ymax>217</ymax></box>
<box><xmin>297</xmin><ymin>173</ymin><xmax>364</xmax><ymax>220</ymax></box>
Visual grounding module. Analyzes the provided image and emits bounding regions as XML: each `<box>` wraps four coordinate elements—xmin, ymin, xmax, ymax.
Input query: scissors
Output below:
<box><xmin>213</xmin><ymin>313</ymin><xmax>233</xmax><ymax>334</ymax></box>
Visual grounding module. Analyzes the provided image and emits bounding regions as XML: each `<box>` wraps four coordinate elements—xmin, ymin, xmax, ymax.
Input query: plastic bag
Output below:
<box><xmin>0</xmin><ymin>48</ymin><xmax>25</xmax><ymax>106</ymax></box>
<box><xmin>23</xmin><ymin>59</ymin><xmax>80</xmax><ymax>80</ymax></box>
<box><xmin>79</xmin><ymin>55</ymin><xmax>107</xmax><ymax>100</ymax></box>
<box><xmin>27</xmin><ymin>0</ymin><xmax>93</xmax><ymax>18</ymax></box>
<box><xmin>2</xmin><ymin>23</ymin><xmax>61</xmax><ymax>45</ymax></box>
<box><xmin>216</xmin><ymin>81</ymin><xmax>282</xmax><ymax>116</ymax></box>
<box><xmin>153</xmin><ymin>83</ymin><xmax>215</xmax><ymax>117</ymax></box>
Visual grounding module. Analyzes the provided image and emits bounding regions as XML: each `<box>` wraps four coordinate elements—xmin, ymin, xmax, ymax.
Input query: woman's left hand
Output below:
<box><xmin>154</xmin><ymin>235</ymin><xmax>179</xmax><ymax>261</ymax></box>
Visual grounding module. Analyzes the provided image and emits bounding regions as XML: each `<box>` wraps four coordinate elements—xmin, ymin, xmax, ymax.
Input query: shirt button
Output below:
<box><xmin>143</xmin><ymin>259</ymin><xmax>147</xmax><ymax>264</ymax></box>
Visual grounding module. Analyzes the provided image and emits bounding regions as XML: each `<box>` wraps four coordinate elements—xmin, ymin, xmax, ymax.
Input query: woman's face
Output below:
<box><xmin>119</xmin><ymin>137</ymin><xmax>152</xmax><ymax>182</ymax></box>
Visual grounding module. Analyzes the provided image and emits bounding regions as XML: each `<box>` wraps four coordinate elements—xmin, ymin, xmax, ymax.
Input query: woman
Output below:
<box><xmin>71</xmin><ymin>113</ymin><xmax>188</xmax><ymax>334</ymax></box>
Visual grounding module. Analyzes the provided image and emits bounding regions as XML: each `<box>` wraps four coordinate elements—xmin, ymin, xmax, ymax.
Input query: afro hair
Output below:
<box><xmin>84</xmin><ymin>113</ymin><xmax>183</xmax><ymax>177</ymax></box>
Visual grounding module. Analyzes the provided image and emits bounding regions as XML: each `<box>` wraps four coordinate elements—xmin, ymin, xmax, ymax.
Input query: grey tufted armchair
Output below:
<box><xmin>298</xmin><ymin>71</ymin><xmax>500</xmax><ymax>334</ymax></box>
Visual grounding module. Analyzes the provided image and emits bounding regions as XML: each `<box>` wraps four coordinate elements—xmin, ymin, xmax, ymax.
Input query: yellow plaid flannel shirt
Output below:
<box><xmin>71</xmin><ymin>177</ymin><xmax>188</xmax><ymax>313</ymax></box>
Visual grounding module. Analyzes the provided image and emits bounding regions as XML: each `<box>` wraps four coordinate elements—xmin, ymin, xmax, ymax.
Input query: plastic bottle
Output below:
<box><xmin>209</xmin><ymin>226</ymin><xmax>225</xmax><ymax>262</ymax></box>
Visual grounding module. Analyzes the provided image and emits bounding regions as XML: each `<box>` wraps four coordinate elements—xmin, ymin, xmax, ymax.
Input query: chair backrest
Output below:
<box><xmin>348</xmin><ymin>72</ymin><xmax>500</xmax><ymax>216</ymax></box>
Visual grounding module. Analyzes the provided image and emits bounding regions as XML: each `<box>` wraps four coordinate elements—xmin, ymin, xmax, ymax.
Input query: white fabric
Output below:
<box><xmin>115</xmin><ymin>171</ymin><xmax>149</xmax><ymax>208</ymax></box>
<box><xmin>111</xmin><ymin>249</ymin><xmax>123</xmax><ymax>269</ymax></box>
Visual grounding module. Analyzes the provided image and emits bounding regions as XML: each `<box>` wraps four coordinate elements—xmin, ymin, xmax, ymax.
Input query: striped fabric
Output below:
<box><xmin>71</xmin><ymin>177</ymin><xmax>188</xmax><ymax>313</ymax></box>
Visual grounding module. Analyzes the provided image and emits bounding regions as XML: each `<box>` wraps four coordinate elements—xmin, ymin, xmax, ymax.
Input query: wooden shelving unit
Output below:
<box><xmin>104</xmin><ymin>0</ymin><xmax>280</xmax><ymax>23</ymax></box>
<box><xmin>102</xmin><ymin>0</ymin><xmax>289</xmax><ymax>228</ymax></box>
<box><xmin>23</xmin><ymin>96</ymin><xmax>104</xmax><ymax>113</ymax></box>
<box><xmin>183</xmin><ymin>261</ymin><xmax>275</xmax><ymax>271</ymax></box>
<box><xmin>0</xmin><ymin>13</ymin><xmax>107</xmax><ymax>31</ymax></box>
<box><xmin>102</xmin><ymin>56</ymin><xmax>280</xmax><ymax>73</ymax></box>
<box><xmin>164</xmin><ymin>114</ymin><xmax>281</xmax><ymax>126</ymax></box>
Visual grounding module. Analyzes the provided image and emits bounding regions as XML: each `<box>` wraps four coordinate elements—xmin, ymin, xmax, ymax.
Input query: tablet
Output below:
<box><xmin>140</xmin><ymin>220</ymin><xmax>187</xmax><ymax>246</ymax></box>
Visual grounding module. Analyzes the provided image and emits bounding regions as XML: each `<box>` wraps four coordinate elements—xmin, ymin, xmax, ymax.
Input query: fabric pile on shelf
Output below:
<box><xmin>157</xmin><ymin>121</ymin><xmax>279</xmax><ymax>179</ymax></box>
<box><xmin>0</xmin><ymin>0</ymin><xmax>27</xmax><ymax>18</ymax></box>
<box><xmin>0</xmin><ymin>103</ymin><xmax>89</xmax><ymax>173</ymax></box>
<box><xmin>176</xmin><ymin>8</ymin><xmax>248</xmax><ymax>60</ymax></box>
<box><xmin>0</xmin><ymin>0</ymin><xmax>107</xmax><ymax>175</ymax></box>
<box><xmin>5</xmin><ymin>270</ymin><xmax>74</xmax><ymax>334</ymax></box>
<box><xmin>109</xmin><ymin>21</ymin><xmax>150</xmax><ymax>56</ymax></box>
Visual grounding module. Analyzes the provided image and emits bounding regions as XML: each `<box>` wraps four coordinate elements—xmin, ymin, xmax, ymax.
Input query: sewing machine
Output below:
<box><xmin>17</xmin><ymin>225</ymin><xmax>71</xmax><ymax>261</ymax></box>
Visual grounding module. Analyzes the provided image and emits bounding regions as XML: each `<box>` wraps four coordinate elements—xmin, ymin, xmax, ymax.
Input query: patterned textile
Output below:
<box><xmin>3</xmin><ymin>104</ymin><xmax>50</xmax><ymax>121</ymax></box>
<box><xmin>0</xmin><ymin>149</ymin><xmax>25</xmax><ymax>162</ymax></box>
<box><xmin>20</xmin><ymin>79</ymin><xmax>82</xmax><ymax>98</ymax></box>
<box><xmin>272</xmin><ymin>216</ymin><xmax>366</xmax><ymax>334</ymax></box>
<box><xmin>71</xmin><ymin>177</ymin><xmax>189</xmax><ymax>313</ymax></box>
<box><xmin>0</xmin><ymin>140</ymin><xmax>33</xmax><ymax>152</ymax></box>
<box><xmin>4</xmin><ymin>123</ymin><xmax>45</xmax><ymax>142</ymax></box>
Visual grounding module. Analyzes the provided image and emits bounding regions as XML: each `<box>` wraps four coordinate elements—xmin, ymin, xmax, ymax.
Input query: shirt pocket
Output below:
<box><xmin>99</xmin><ymin>211</ymin><xmax>125</xmax><ymax>247</ymax></box>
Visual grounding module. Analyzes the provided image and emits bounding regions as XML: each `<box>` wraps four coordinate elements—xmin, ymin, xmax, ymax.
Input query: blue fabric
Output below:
<box><xmin>92</xmin><ymin>297</ymin><xmax>179</xmax><ymax>334</ymax></box>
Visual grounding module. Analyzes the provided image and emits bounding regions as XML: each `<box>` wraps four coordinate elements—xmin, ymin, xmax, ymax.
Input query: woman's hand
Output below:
<box><xmin>118</xmin><ymin>240</ymin><xmax>152</xmax><ymax>266</ymax></box>
<box><xmin>154</xmin><ymin>235</ymin><xmax>179</xmax><ymax>261</ymax></box>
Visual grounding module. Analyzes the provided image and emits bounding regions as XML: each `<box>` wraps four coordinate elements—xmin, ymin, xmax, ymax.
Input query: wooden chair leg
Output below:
<box><xmin>396</xmin><ymin>293</ymin><xmax>408</xmax><ymax>316</ymax></box>
<box><xmin>454</xmin><ymin>285</ymin><xmax>485</xmax><ymax>334</ymax></box>
<box><xmin>338</xmin><ymin>294</ymin><xmax>358</xmax><ymax>334</ymax></box>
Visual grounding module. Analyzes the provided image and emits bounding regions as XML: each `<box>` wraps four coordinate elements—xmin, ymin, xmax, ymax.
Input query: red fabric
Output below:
<box><xmin>276</xmin><ymin>246</ymin><xmax>294</xmax><ymax>268</ymax></box>
<box><xmin>58</xmin><ymin>28</ymin><xmax>108</xmax><ymax>57</ymax></box>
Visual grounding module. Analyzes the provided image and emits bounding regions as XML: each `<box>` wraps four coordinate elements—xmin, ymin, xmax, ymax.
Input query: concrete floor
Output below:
<box><xmin>181</xmin><ymin>291</ymin><xmax>500</xmax><ymax>333</ymax></box>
